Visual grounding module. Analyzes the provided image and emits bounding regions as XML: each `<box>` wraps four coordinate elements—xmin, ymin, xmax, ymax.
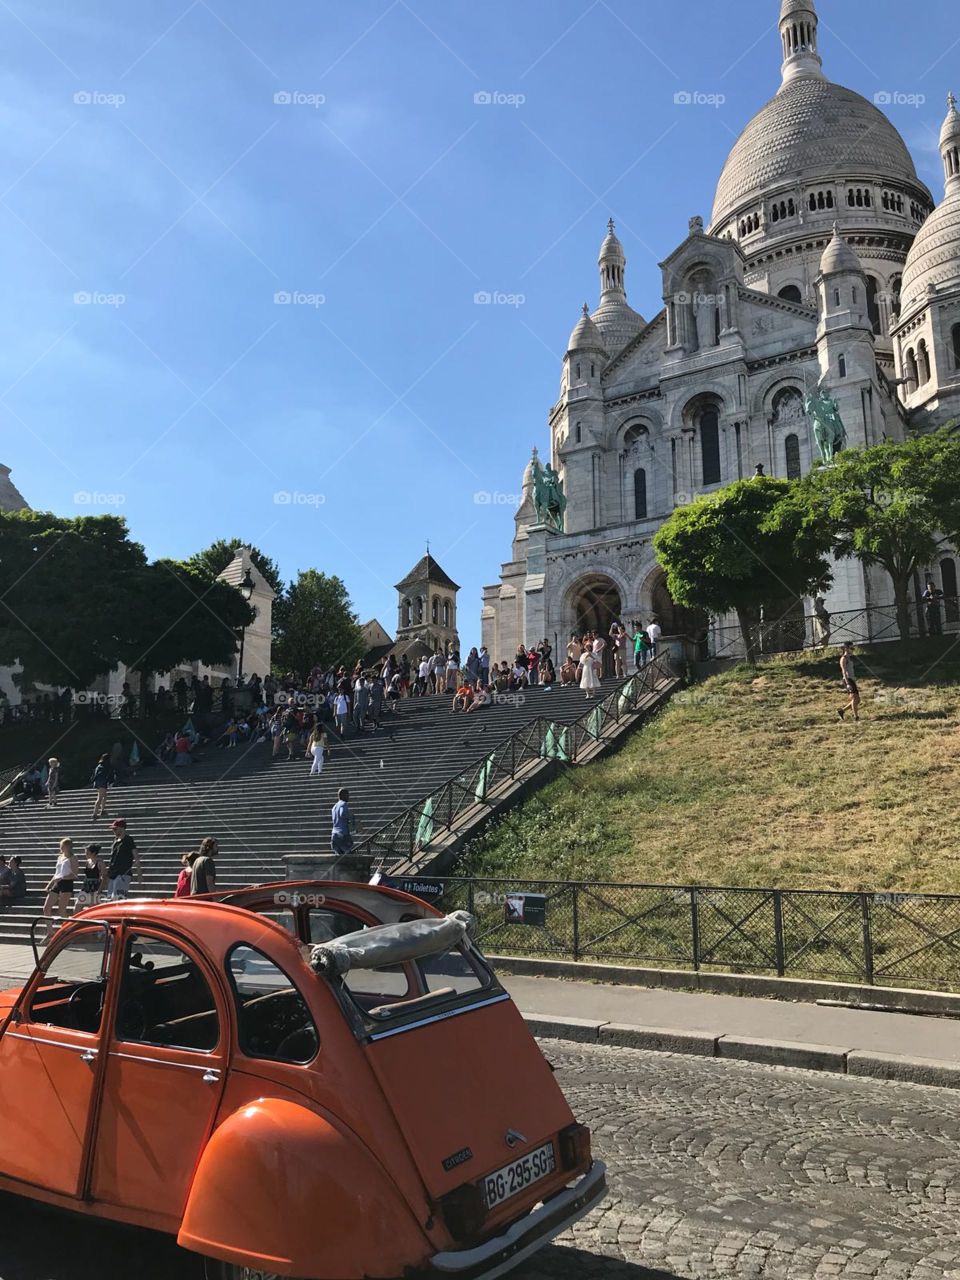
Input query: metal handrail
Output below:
<box><xmin>361</xmin><ymin>654</ymin><xmax>677</xmax><ymax>870</ymax></box>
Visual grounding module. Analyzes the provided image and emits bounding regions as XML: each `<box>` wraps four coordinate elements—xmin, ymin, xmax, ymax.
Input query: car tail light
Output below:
<box><xmin>558</xmin><ymin>1122</ymin><xmax>591</xmax><ymax>1170</ymax></box>
<box><xmin>439</xmin><ymin>1182</ymin><xmax>487</xmax><ymax>1241</ymax></box>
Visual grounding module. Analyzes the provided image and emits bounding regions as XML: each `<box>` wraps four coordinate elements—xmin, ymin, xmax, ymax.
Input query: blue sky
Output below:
<box><xmin>1</xmin><ymin>0</ymin><xmax>955</xmax><ymax>645</ymax></box>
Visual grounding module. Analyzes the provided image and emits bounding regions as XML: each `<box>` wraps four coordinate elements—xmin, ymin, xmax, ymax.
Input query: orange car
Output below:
<box><xmin>0</xmin><ymin>880</ymin><xmax>606</xmax><ymax>1279</ymax></box>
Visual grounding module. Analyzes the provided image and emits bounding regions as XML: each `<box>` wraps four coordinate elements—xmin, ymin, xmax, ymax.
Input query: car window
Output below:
<box><xmin>29</xmin><ymin>925</ymin><xmax>111</xmax><ymax>1034</ymax></box>
<box><xmin>308</xmin><ymin>907</ymin><xmax>369</xmax><ymax>944</ymax></box>
<box><xmin>115</xmin><ymin>934</ymin><xmax>219</xmax><ymax>1052</ymax></box>
<box><xmin>227</xmin><ymin>945</ymin><xmax>319</xmax><ymax>1063</ymax></box>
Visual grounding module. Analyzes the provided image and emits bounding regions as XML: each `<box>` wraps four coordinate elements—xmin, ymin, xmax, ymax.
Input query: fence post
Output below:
<box><xmin>860</xmin><ymin>893</ymin><xmax>874</xmax><ymax>985</ymax></box>
<box><xmin>772</xmin><ymin>890</ymin><xmax>785</xmax><ymax>977</ymax></box>
<box><xmin>446</xmin><ymin>785</ymin><xmax>453</xmax><ymax>831</ymax></box>
<box><xmin>690</xmin><ymin>888</ymin><xmax>700</xmax><ymax>972</ymax></box>
<box><xmin>467</xmin><ymin>880</ymin><xmax>475</xmax><ymax>917</ymax></box>
<box><xmin>571</xmin><ymin>886</ymin><xmax>580</xmax><ymax>962</ymax></box>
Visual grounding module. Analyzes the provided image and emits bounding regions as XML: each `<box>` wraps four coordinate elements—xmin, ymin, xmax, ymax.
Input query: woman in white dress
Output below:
<box><xmin>579</xmin><ymin>647</ymin><xmax>600</xmax><ymax>697</ymax></box>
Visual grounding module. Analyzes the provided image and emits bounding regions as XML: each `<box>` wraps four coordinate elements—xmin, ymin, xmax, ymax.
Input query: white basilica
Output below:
<box><xmin>482</xmin><ymin>0</ymin><xmax>960</xmax><ymax>660</ymax></box>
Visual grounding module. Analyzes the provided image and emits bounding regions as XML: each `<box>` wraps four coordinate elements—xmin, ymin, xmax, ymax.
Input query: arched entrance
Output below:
<box><xmin>647</xmin><ymin>569</ymin><xmax>709</xmax><ymax>657</ymax></box>
<box><xmin>567</xmin><ymin>576</ymin><xmax>622</xmax><ymax>676</ymax></box>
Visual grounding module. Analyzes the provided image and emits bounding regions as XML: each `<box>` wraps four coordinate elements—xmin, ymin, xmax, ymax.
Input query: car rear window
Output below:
<box><xmin>341</xmin><ymin>940</ymin><xmax>492</xmax><ymax>1023</ymax></box>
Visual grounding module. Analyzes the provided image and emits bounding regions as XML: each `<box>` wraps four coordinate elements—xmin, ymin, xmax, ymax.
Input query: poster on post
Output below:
<box><xmin>504</xmin><ymin>892</ymin><xmax>547</xmax><ymax>927</ymax></box>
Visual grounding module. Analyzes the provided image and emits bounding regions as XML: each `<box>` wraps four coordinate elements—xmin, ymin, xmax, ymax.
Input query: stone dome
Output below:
<box><xmin>901</xmin><ymin>94</ymin><xmax>960</xmax><ymax>312</ymax></box>
<box><xmin>819</xmin><ymin>224</ymin><xmax>862</xmax><ymax>275</ymax></box>
<box><xmin>711</xmin><ymin>77</ymin><xmax>923</xmax><ymax>231</ymax></box>
<box><xmin>591</xmin><ymin>300</ymin><xmax>644</xmax><ymax>353</ymax></box>
<box><xmin>567</xmin><ymin>303</ymin><xmax>606</xmax><ymax>353</ymax></box>
<box><xmin>901</xmin><ymin>192</ymin><xmax>960</xmax><ymax>310</ymax></box>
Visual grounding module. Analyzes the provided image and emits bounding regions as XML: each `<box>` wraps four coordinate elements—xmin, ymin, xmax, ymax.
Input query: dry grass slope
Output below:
<box><xmin>460</xmin><ymin>641</ymin><xmax>960</xmax><ymax>894</ymax></box>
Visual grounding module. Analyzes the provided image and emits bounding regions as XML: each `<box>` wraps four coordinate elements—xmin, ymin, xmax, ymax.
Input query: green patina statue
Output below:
<box><xmin>531</xmin><ymin>449</ymin><xmax>567</xmax><ymax>533</ymax></box>
<box><xmin>804</xmin><ymin>378</ymin><xmax>848</xmax><ymax>464</ymax></box>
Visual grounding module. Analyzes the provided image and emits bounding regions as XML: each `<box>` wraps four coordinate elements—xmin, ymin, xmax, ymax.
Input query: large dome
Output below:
<box><xmin>711</xmin><ymin>77</ymin><xmax>923</xmax><ymax>230</ymax></box>
<box><xmin>901</xmin><ymin>192</ymin><xmax>960</xmax><ymax>311</ymax></box>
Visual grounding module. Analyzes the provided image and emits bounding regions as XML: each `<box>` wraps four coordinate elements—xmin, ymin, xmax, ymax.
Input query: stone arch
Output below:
<box><xmin>561</xmin><ymin>567</ymin><xmax>634</xmax><ymax>639</ymax></box>
<box><xmin>639</xmin><ymin>565</ymin><xmax>709</xmax><ymax>648</ymax></box>
<box><xmin>670</xmin><ymin>388</ymin><xmax>732</xmax><ymax>433</ymax></box>
<box><xmin>750</xmin><ymin>369</ymin><xmax>807</xmax><ymax>419</ymax></box>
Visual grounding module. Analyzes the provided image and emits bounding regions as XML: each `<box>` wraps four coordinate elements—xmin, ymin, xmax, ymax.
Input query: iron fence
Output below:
<box><xmin>706</xmin><ymin>597</ymin><xmax>960</xmax><ymax>662</ymax></box>
<box><xmin>430</xmin><ymin>877</ymin><xmax>960</xmax><ymax>992</ymax></box>
<box><xmin>361</xmin><ymin>654</ymin><xmax>677</xmax><ymax>871</ymax></box>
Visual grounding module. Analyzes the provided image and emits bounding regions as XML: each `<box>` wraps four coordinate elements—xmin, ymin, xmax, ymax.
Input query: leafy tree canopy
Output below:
<box><xmin>121</xmin><ymin>559</ymin><xmax>254</xmax><ymax>683</ymax></box>
<box><xmin>787</xmin><ymin>428</ymin><xmax>960</xmax><ymax>640</ymax></box>
<box><xmin>0</xmin><ymin>511</ymin><xmax>147</xmax><ymax>689</ymax></box>
<box><xmin>653</xmin><ymin>477</ymin><xmax>833</xmax><ymax>660</ymax></box>
<box><xmin>272</xmin><ymin>569</ymin><xmax>363</xmax><ymax>678</ymax></box>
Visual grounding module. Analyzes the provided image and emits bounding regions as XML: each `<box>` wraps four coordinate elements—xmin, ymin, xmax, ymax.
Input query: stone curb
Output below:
<box><xmin>522</xmin><ymin>1013</ymin><xmax>960</xmax><ymax>1090</ymax></box>
<box><xmin>495</xmin><ymin>955</ymin><xmax>960</xmax><ymax>1018</ymax></box>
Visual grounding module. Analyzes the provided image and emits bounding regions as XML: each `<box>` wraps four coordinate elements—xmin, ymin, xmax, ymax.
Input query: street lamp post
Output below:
<box><xmin>237</xmin><ymin>567</ymin><xmax>255</xmax><ymax>681</ymax></box>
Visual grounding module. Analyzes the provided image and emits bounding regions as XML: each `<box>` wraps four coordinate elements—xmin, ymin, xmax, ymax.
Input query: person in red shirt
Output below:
<box><xmin>451</xmin><ymin>684</ymin><xmax>474</xmax><ymax>713</ymax></box>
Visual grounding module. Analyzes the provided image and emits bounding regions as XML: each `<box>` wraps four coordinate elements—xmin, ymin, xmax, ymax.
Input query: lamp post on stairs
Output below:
<box><xmin>237</xmin><ymin>567</ymin><xmax>255</xmax><ymax>680</ymax></box>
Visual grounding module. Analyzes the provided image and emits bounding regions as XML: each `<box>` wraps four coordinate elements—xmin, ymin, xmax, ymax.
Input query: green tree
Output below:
<box><xmin>653</xmin><ymin>477</ymin><xmax>833</xmax><ymax>661</ymax></box>
<box><xmin>184</xmin><ymin>538</ymin><xmax>284</xmax><ymax>597</ymax></box>
<box><xmin>273</xmin><ymin>570</ymin><xmax>363</xmax><ymax>677</ymax></box>
<box><xmin>0</xmin><ymin>510</ymin><xmax>147</xmax><ymax>689</ymax></box>
<box><xmin>790</xmin><ymin>429</ymin><xmax>960</xmax><ymax>642</ymax></box>
<box><xmin>120</xmin><ymin>559</ymin><xmax>254</xmax><ymax>708</ymax></box>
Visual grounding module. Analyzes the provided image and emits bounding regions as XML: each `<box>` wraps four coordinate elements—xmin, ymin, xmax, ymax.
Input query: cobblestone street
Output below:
<box><xmin>519</xmin><ymin>1042</ymin><xmax>960</xmax><ymax>1280</ymax></box>
<box><xmin>3</xmin><ymin>1041</ymin><xmax>960</xmax><ymax>1279</ymax></box>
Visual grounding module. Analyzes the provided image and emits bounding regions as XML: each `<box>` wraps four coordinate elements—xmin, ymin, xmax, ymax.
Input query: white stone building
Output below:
<box><xmin>482</xmin><ymin>0</ymin><xmax>960</xmax><ymax>661</ymax></box>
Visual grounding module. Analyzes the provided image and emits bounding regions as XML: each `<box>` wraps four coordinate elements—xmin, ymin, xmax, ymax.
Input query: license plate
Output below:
<box><xmin>482</xmin><ymin>1141</ymin><xmax>556</xmax><ymax>1209</ymax></box>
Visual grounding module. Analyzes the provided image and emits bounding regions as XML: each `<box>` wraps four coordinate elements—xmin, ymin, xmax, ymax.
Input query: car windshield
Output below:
<box><xmin>311</xmin><ymin>913</ymin><xmax>496</xmax><ymax>1029</ymax></box>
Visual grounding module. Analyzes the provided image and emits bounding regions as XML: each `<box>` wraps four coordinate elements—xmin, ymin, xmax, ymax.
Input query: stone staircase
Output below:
<box><xmin>0</xmin><ymin>677</ymin><xmax>638</xmax><ymax>944</ymax></box>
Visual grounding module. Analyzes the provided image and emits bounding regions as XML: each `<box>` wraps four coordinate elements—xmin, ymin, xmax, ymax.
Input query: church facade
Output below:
<box><xmin>482</xmin><ymin>0</ymin><xmax>960</xmax><ymax>661</ymax></box>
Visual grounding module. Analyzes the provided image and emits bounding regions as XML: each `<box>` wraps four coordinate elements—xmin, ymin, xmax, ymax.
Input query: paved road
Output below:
<box><xmin>3</xmin><ymin>1043</ymin><xmax>960</xmax><ymax>1280</ymax></box>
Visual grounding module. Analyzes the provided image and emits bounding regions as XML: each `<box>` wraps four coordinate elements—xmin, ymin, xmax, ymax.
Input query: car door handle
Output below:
<box><xmin>80</xmin><ymin>1050</ymin><xmax>97</xmax><ymax>1063</ymax></box>
<box><xmin>201</xmin><ymin>1069</ymin><xmax>220</xmax><ymax>1083</ymax></box>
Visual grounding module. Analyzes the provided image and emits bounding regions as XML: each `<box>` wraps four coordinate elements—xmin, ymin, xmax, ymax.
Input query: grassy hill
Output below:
<box><xmin>459</xmin><ymin>641</ymin><xmax>960</xmax><ymax>894</ymax></box>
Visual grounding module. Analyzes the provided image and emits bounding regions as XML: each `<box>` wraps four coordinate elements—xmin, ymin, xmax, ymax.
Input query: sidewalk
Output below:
<box><xmin>3</xmin><ymin>937</ymin><xmax>958</xmax><ymax>1089</ymax></box>
<box><xmin>500</xmin><ymin>972</ymin><xmax>960</xmax><ymax>1089</ymax></box>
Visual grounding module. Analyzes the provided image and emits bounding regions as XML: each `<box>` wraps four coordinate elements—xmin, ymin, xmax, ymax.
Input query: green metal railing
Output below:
<box><xmin>362</xmin><ymin>654</ymin><xmax>677</xmax><ymax>871</ymax></box>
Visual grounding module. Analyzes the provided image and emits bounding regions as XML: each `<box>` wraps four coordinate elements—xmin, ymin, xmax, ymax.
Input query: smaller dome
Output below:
<box><xmin>567</xmin><ymin>303</ymin><xmax>606</xmax><ymax>353</ymax></box>
<box><xmin>940</xmin><ymin>91</ymin><xmax>960</xmax><ymax>148</ymax></box>
<box><xmin>598</xmin><ymin>217</ymin><xmax>624</xmax><ymax>263</ymax></box>
<box><xmin>819</xmin><ymin>224</ymin><xmax>862</xmax><ymax>275</ymax></box>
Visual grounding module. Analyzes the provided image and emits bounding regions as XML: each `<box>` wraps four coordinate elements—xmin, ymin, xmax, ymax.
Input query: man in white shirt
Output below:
<box><xmin>646</xmin><ymin>620</ymin><xmax>662</xmax><ymax>655</ymax></box>
<box><xmin>417</xmin><ymin>657</ymin><xmax>430</xmax><ymax>696</ymax></box>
